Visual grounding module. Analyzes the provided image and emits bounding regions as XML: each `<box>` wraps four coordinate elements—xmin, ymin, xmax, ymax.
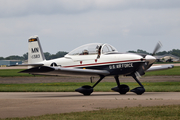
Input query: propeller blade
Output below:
<box><xmin>152</xmin><ymin>41</ymin><xmax>162</xmax><ymax>56</ymax></box>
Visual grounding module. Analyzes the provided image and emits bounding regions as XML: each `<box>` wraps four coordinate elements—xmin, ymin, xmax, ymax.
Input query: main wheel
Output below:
<box><xmin>111</xmin><ymin>84</ymin><xmax>130</xmax><ymax>94</ymax></box>
<box><xmin>75</xmin><ymin>85</ymin><xmax>93</xmax><ymax>96</ymax></box>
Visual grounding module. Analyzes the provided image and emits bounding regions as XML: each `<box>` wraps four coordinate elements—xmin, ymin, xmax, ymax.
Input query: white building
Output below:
<box><xmin>154</xmin><ymin>54</ymin><xmax>180</xmax><ymax>62</ymax></box>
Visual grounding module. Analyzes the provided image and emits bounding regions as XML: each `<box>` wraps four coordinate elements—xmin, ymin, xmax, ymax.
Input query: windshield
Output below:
<box><xmin>68</xmin><ymin>43</ymin><xmax>102</xmax><ymax>55</ymax></box>
<box><xmin>102</xmin><ymin>44</ymin><xmax>118</xmax><ymax>54</ymax></box>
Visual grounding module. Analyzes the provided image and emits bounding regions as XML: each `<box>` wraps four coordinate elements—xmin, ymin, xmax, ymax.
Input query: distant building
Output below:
<box><xmin>0</xmin><ymin>60</ymin><xmax>22</xmax><ymax>67</ymax></box>
<box><xmin>154</xmin><ymin>54</ymin><xmax>180</xmax><ymax>62</ymax></box>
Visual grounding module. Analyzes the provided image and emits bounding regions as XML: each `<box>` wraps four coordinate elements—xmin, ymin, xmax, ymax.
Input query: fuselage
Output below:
<box><xmin>31</xmin><ymin>42</ymin><xmax>156</xmax><ymax>76</ymax></box>
<box><xmin>41</xmin><ymin>52</ymin><xmax>145</xmax><ymax>76</ymax></box>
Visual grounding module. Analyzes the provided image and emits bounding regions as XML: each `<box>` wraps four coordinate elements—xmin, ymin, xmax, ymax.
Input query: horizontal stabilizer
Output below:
<box><xmin>20</xmin><ymin>66</ymin><xmax>54</xmax><ymax>73</ymax></box>
<box><xmin>147</xmin><ymin>64</ymin><xmax>174</xmax><ymax>72</ymax></box>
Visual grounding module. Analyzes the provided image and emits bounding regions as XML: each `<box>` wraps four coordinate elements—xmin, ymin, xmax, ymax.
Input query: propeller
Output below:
<box><xmin>134</xmin><ymin>41</ymin><xmax>162</xmax><ymax>78</ymax></box>
<box><xmin>152</xmin><ymin>41</ymin><xmax>162</xmax><ymax>56</ymax></box>
<box><xmin>131</xmin><ymin>42</ymin><xmax>163</xmax><ymax>95</ymax></box>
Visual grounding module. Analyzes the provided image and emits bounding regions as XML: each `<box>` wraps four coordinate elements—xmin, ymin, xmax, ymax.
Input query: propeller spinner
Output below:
<box><xmin>136</xmin><ymin>42</ymin><xmax>162</xmax><ymax>76</ymax></box>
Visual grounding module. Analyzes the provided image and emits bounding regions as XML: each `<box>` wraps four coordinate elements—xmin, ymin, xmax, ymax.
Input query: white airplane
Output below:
<box><xmin>17</xmin><ymin>35</ymin><xmax>174</xmax><ymax>95</ymax></box>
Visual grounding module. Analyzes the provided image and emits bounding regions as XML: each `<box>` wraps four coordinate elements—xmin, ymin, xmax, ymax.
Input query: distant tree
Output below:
<box><xmin>5</xmin><ymin>55</ymin><xmax>24</xmax><ymax>60</ymax></box>
<box><xmin>156</xmin><ymin>51</ymin><xmax>168</xmax><ymax>55</ymax></box>
<box><xmin>4</xmin><ymin>51</ymin><xmax>69</xmax><ymax>61</ymax></box>
<box><xmin>44</xmin><ymin>52</ymin><xmax>51</xmax><ymax>60</ymax></box>
<box><xmin>45</xmin><ymin>51</ymin><xmax>68</xmax><ymax>60</ymax></box>
<box><xmin>23</xmin><ymin>53</ymin><xmax>28</xmax><ymax>60</ymax></box>
<box><xmin>137</xmin><ymin>49</ymin><xmax>150</xmax><ymax>54</ymax></box>
<box><xmin>50</xmin><ymin>54</ymin><xmax>57</xmax><ymax>59</ymax></box>
<box><xmin>128</xmin><ymin>49</ymin><xmax>180</xmax><ymax>57</ymax></box>
<box><xmin>55</xmin><ymin>51</ymin><xmax>68</xmax><ymax>58</ymax></box>
<box><xmin>127</xmin><ymin>50</ymin><xmax>136</xmax><ymax>53</ymax></box>
<box><xmin>0</xmin><ymin>57</ymin><xmax>4</xmax><ymax>60</ymax></box>
<box><xmin>127</xmin><ymin>49</ymin><xmax>150</xmax><ymax>54</ymax></box>
<box><xmin>168</xmin><ymin>49</ymin><xmax>180</xmax><ymax>57</ymax></box>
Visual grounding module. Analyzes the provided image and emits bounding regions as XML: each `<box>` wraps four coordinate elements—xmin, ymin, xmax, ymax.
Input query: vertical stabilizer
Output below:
<box><xmin>28</xmin><ymin>36</ymin><xmax>46</xmax><ymax>65</ymax></box>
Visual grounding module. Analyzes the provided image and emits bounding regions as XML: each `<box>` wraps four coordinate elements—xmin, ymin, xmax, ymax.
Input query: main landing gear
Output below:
<box><xmin>75</xmin><ymin>74</ymin><xmax>145</xmax><ymax>96</ymax></box>
<box><xmin>75</xmin><ymin>75</ymin><xmax>105</xmax><ymax>96</ymax></box>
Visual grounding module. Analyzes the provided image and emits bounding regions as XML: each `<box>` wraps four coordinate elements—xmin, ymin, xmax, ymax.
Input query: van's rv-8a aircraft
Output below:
<box><xmin>15</xmin><ymin>36</ymin><xmax>174</xmax><ymax>95</ymax></box>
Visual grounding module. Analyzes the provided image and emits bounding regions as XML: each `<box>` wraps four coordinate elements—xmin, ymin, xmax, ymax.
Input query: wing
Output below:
<box><xmin>20</xmin><ymin>66</ymin><xmax>110</xmax><ymax>76</ymax></box>
<box><xmin>146</xmin><ymin>64</ymin><xmax>174</xmax><ymax>72</ymax></box>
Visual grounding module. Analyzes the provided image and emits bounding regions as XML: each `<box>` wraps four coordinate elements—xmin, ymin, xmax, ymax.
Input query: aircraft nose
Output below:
<box><xmin>145</xmin><ymin>55</ymin><xmax>156</xmax><ymax>64</ymax></box>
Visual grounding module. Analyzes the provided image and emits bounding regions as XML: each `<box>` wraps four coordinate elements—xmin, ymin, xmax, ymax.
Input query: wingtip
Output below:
<box><xmin>171</xmin><ymin>64</ymin><xmax>174</xmax><ymax>68</ymax></box>
<box><xmin>167</xmin><ymin>64</ymin><xmax>174</xmax><ymax>69</ymax></box>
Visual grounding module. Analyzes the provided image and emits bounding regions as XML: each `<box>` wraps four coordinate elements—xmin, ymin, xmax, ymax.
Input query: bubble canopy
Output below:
<box><xmin>68</xmin><ymin>43</ymin><xmax>118</xmax><ymax>55</ymax></box>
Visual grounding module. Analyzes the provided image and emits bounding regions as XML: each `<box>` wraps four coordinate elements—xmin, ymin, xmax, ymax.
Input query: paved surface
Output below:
<box><xmin>0</xmin><ymin>92</ymin><xmax>180</xmax><ymax>118</ymax></box>
<box><xmin>0</xmin><ymin>66</ymin><xmax>27</xmax><ymax>69</ymax></box>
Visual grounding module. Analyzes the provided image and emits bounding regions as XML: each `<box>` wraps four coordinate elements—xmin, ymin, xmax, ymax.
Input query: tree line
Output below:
<box><xmin>0</xmin><ymin>49</ymin><xmax>180</xmax><ymax>61</ymax></box>
<box><xmin>0</xmin><ymin>51</ymin><xmax>68</xmax><ymax>61</ymax></box>
<box><xmin>128</xmin><ymin>49</ymin><xmax>180</xmax><ymax>57</ymax></box>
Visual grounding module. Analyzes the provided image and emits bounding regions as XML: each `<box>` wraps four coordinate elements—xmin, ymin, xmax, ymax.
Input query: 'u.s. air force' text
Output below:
<box><xmin>109</xmin><ymin>63</ymin><xmax>133</xmax><ymax>69</ymax></box>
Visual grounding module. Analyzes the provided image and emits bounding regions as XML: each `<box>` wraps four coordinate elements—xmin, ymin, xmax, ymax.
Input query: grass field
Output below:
<box><xmin>0</xmin><ymin>69</ymin><xmax>33</xmax><ymax>77</ymax></box>
<box><xmin>0</xmin><ymin>66</ymin><xmax>180</xmax><ymax>77</ymax></box>
<box><xmin>1</xmin><ymin>105</ymin><xmax>179</xmax><ymax>120</ymax></box>
<box><xmin>0</xmin><ymin>81</ymin><xmax>180</xmax><ymax>92</ymax></box>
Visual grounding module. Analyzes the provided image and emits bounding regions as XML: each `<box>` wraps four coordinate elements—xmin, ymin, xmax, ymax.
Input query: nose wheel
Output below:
<box><xmin>131</xmin><ymin>87</ymin><xmax>145</xmax><ymax>95</ymax></box>
<box><xmin>130</xmin><ymin>74</ymin><xmax>145</xmax><ymax>95</ymax></box>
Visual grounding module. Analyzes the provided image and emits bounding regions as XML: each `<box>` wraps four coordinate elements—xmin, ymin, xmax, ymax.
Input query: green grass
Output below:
<box><xmin>154</xmin><ymin>62</ymin><xmax>180</xmax><ymax>64</ymax></box>
<box><xmin>1</xmin><ymin>105</ymin><xmax>180</xmax><ymax>120</ymax></box>
<box><xmin>0</xmin><ymin>69</ymin><xmax>34</xmax><ymax>77</ymax></box>
<box><xmin>0</xmin><ymin>66</ymin><xmax>180</xmax><ymax>77</ymax></box>
<box><xmin>0</xmin><ymin>82</ymin><xmax>180</xmax><ymax>92</ymax></box>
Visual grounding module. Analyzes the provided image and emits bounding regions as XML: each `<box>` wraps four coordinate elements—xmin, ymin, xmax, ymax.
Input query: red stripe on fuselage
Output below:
<box><xmin>62</xmin><ymin>59</ymin><xmax>142</xmax><ymax>68</ymax></box>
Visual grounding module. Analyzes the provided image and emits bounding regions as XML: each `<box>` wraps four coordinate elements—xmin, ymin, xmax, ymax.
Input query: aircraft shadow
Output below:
<box><xmin>30</xmin><ymin>92</ymin><xmax>142</xmax><ymax>98</ymax></box>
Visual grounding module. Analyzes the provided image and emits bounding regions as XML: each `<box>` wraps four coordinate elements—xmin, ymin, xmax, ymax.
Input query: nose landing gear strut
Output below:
<box><xmin>130</xmin><ymin>74</ymin><xmax>145</xmax><ymax>95</ymax></box>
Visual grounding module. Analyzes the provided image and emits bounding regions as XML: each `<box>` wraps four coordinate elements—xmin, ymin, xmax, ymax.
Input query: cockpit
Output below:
<box><xmin>68</xmin><ymin>43</ymin><xmax>118</xmax><ymax>56</ymax></box>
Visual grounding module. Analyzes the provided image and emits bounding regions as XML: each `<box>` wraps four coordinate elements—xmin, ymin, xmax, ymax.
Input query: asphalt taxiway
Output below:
<box><xmin>0</xmin><ymin>92</ymin><xmax>180</xmax><ymax>118</ymax></box>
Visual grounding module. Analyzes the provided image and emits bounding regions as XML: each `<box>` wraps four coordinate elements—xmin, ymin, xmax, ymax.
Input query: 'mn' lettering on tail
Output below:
<box><xmin>28</xmin><ymin>36</ymin><xmax>46</xmax><ymax>68</ymax></box>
